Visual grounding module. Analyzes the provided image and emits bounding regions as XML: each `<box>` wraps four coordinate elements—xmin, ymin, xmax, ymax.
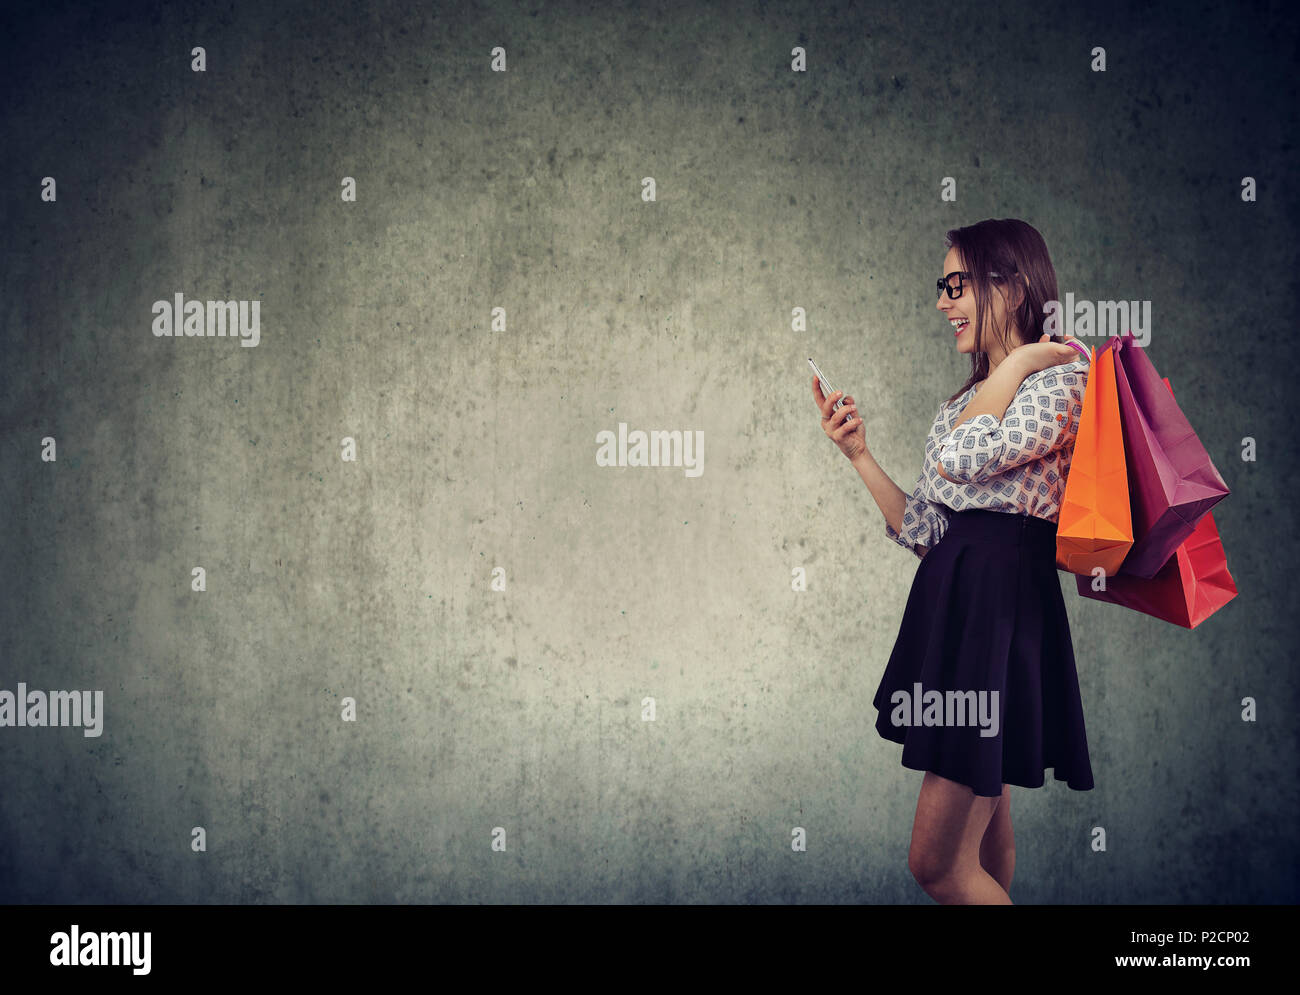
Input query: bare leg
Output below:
<box><xmin>979</xmin><ymin>783</ymin><xmax>1015</xmax><ymax>894</ymax></box>
<box><xmin>908</xmin><ymin>771</ymin><xmax>1013</xmax><ymax>904</ymax></box>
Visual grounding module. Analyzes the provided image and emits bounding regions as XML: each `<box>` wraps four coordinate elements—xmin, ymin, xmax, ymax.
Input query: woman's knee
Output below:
<box><xmin>908</xmin><ymin>842</ymin><xmax>955</xmax><ymax>888</ymax></box>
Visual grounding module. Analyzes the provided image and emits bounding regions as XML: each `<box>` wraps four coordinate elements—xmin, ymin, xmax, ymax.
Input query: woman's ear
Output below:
<box><xmin>1010</xmin><ymin>272</ymin><xmax>1028</xmax><ymax>310</ymax></box>
<box><xmin>995</xmin><ymin>275</ymin><xmax>1024</xmax><ymax>311</ymax></box>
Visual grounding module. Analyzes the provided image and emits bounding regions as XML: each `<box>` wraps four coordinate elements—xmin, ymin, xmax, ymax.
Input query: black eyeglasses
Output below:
<box><xmin>936</xmin><ymin>269</ymin><xmax>1010</xmax><ymax>300</ymax></box>
<box><xmin>937</xmin><ymin>271</ymin><xmax>970</xmax><ymax>300</ymax></box>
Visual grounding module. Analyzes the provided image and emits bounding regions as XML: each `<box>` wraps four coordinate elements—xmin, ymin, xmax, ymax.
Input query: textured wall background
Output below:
<box><xmin>1</xmin><ymin>0</ymin><xmax>1296</xmax><ymax>904</ymax></box>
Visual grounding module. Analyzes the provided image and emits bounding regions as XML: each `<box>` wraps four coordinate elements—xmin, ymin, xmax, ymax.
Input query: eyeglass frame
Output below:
<box><xmin>935</xmin><ymin>269</ymin><xmax>1011</xmax><ymax>300</ymax></box>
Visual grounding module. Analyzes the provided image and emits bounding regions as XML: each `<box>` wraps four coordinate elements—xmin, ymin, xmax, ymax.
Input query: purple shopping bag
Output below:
<box><xmin>1076</xmin><ymin>375</ymin><xmax>1238</xmax><ymax>627</ymax></box>
<box><xmin>1112</xmin><ymin>330</ymin><xmax>1229</xmax><ymax>578</ymax></box>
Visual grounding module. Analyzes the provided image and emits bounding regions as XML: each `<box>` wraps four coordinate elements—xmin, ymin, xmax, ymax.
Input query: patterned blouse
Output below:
<box><xmin>885</xmin><ymin>356</ymin><xmax>1090</xmax><ymax>556</ymax></box>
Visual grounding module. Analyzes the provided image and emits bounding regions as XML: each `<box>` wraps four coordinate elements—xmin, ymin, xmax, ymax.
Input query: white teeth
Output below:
<box><xmin>950</xmin><ymin>319</ymin><xmax>968</xmax><ymax>327</ymax></box>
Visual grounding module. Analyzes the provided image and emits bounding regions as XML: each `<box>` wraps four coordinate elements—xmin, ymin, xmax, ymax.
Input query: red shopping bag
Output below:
<box><xmin>1075</xmin><ymin>377</ymin><xmax>1238</xmax><ymax>628</ymax></box>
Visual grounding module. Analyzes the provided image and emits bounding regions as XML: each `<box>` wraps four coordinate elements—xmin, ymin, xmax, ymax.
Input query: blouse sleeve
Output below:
<box><xmin>934</xmin><ymin>363</ymin><xmax>1088</xmax><ymax>486</ymax></box>
<box><xmin>885</xmin><ymin>466</ymin><xmax>951</xmax><ymax>556</ymax></box>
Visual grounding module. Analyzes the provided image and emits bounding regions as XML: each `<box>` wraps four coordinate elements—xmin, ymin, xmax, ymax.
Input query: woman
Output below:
<box><xmin>813</xmin><ymin>218</ymin><xmax>1093</xmax><ymax>904</ymax></box>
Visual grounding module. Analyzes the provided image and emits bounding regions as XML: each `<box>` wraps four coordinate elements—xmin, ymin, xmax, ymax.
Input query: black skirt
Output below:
<box><xmin>873</xmin><ymin>508</ymin><xmax>1094</xmax><ymax>797</ymax></box>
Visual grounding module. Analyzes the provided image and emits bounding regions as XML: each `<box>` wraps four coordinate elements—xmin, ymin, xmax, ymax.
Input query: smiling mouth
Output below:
<box><xmin>950</xmin><ymin>318</ymin><xmax>969</xmax><ymax>337</ymax></box>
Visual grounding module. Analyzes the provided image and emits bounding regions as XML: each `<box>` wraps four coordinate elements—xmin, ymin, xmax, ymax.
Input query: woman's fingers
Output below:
<box><xmin>823</xmin><ymin>399</ymin><xmax>852</xmax><ymax>438</ymax></box>
<box><xmin>813</xmin><ymin>377</ymin><xmax>859</xmax><ymax>448</ymax></box>
<box><xmin>833</xmin><ymin>406</ymin><xmax>858</xmax><ymax>437</ymax></box>
<box><xmin>813</xmin><ymin>376</ymin><xmax>839</xmax><ymax>409</ymax></box>
<box><xmin>818</xmin><ymin>384</ymin><xmax>844</xmax><ymax>421</ymax></box>
<box><xmin>838</xmin><ymin>398</ymin><xmax>857</xmax><ymax>430</ymax></box>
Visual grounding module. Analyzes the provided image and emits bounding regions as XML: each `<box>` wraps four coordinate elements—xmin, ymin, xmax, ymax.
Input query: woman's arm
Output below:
<box><xmin>934</xmin><ymin>354</ymin><xmax>1032</xmax><ymax>482</ymax></box>
<box><xmin>937</xmin><ymin>358</ymin><xmax>1088</xmax><ymax>486</ymax></box>
<box><xmin>950</xmin><ymin>354</ymin><xmax>1033</xmax><ymax>431</ymax></box>
<box><xmin>848</xmin><ymin>449</ymin><xmax>934</xmax><ymax>556</ymax></box>
<box><xmin>815</xmin><ymin>376</ymin><xmax>938</xmax><ymax>558</ymax></box>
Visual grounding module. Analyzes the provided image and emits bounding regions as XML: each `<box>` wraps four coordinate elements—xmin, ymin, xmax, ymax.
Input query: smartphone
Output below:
<box><xmin>809</xmin><ymin>357</ymin><xmax>854</xmax><ymax>423</ymax></box>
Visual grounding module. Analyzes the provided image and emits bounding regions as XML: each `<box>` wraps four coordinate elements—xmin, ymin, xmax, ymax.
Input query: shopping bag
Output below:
<box><xmin>1111</xmin><ymin>330</ymin><xmax>1229</xmax><ymax>577</ymax></box>
<box><xmin>1056</xmin><ymin>338</ymin><xmax>1133</xmax><ymax>575</ymax></box>
<box><xmin>1075</xmin><ymin>377</ymin><xmax>1237</xmax><ymax>628</ymax></box>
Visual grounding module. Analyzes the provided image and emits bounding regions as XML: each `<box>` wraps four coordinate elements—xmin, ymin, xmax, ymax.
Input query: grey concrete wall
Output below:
<box><xmin>0</xmin><ymin>0</ymin><xmax>1295</xmax><ymax>903</ymax></box>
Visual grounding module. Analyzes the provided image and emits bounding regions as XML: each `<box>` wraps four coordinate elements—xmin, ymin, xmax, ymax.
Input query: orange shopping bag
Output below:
<box><xmin>1055</xmin><ymin>337</ymin><xmax>1134</xmax><ymax>575</ymax></box>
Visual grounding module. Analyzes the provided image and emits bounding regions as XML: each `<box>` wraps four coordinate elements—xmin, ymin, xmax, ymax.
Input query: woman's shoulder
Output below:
<box><xmin>1022</xmin><ymin>357</ymin><xmax>1089</xmax><ymax>392</ymax></box>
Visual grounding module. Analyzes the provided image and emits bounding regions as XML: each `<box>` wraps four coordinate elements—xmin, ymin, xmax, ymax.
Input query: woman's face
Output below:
<box><xmin>936</xmin><ymin>246</ymin><xmax>1017</xmax><ymax>363</ymax></box>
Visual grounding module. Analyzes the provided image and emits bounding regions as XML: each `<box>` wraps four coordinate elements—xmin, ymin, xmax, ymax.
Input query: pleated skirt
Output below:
<box><xmin>872</xmin><ymin>508</ymin><xmax>1094</xmax><ymax>797</ymax></box>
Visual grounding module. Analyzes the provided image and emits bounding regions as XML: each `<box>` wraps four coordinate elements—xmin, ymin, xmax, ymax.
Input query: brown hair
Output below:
<box><xmin>942</xmin><ymin>219</ymin><xmax>1060</xmax><ymax>406</ymax></box>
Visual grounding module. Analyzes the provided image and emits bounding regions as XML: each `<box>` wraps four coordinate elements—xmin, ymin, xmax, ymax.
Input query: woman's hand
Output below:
<box><xmin>813</xmin><ymin>376</ymin><xmax>866</xmax><ymax>461</ymax></box>
<box><xmin>1010</xmin><ymin>333</ymin><xmax>1088</xmax><ymax>377</ymax></box>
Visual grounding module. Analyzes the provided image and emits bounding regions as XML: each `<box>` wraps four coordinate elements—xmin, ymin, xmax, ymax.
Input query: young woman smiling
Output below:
<box><xmin>813</xmin><ymin>218</ymin><xmax>1093</xmax><ymax>905</ymax></box>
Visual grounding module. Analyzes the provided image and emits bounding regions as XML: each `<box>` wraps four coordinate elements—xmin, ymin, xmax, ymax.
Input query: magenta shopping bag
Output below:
<box><xmin>1076</xmin><ymin>376</ymin><xmax>1238</xmax><ymax>628</ymax></box>
<box><xmin>1111</xmin><ymin>330</ymin><xmax>1229</xmax><ymax>577</ymax></box>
